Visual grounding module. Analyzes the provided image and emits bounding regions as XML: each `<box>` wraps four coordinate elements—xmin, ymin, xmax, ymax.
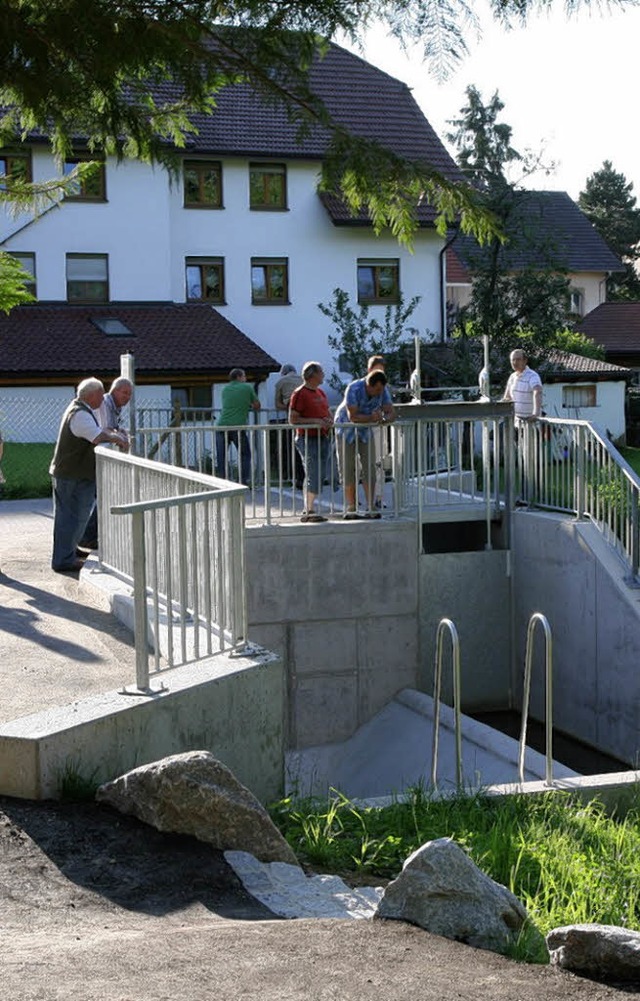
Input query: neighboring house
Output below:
<box><xmin>0</xmin><ymin>42</ymin><xmax>462</xmax><ymax>414</ymax></box>
<box><xmin>575</xmin><ymin>302</ymin><xmax>640</xmax><ymax>370</ymax></box>
<box><xmin>446</xmin><ymin>191</ymin><xmax>623</xmax><ymax>324</ymax></box>
<box><xmin>538</xmin><ymin>348</ymin><xmax>633</xmax><ymax>443</ymax></box>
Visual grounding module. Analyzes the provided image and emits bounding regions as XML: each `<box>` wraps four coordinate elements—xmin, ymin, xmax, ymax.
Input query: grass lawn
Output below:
<box><xmin>270</xmin><ymin>787</ymin><xmax>640</xmax><ymax>963</ymax></box>
<box><xmin>1</xmin><ymin>442</ymin><xmax>54</xmax><ymax>499</ymax></box>
<box><xmin>619</xmin><ymin>446</ymin><xmax>640</xmax><ymax>479</ymax></box>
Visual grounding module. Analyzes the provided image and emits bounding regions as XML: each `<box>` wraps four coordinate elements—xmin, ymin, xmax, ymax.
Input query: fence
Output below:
<box><xmin>517</xmin><ymin>416</ymin><xmax>640</xmax><ymax>581</ymax></box>
<box><xmin>95</xmin><ymin>447</ymin><xmax>247</xmax><ymax>691</ymax></box>
<box><xmin>133</xmin><ymin>402</ymin><xmax>513</xmax><ymax>533</ymax></box>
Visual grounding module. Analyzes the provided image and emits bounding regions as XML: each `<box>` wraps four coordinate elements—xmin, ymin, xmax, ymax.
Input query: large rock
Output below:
<box><xmin>96</xmin><ymin>750</ymin><xmax>298</xmax><ymax>865</ymax></box>
<box><xmin>374</xmin><ymin>837</ymin><xmax>527</xmax><ymax>954</ymax></box>
<box><xmin>547</xmin><ymin>924</ymin><xmax>640</xmax><ymax>981</ymax></box>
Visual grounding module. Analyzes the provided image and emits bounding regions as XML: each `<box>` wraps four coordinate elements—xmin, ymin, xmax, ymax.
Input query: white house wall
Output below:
<box><xmin>543</xmin><ymin>380</ymin><xmax>626</xmax><ymax>441</ymax></box>
<box><xmin>569</xmin><ymin>272</ymin><xmax>608</xmax><ymax>317</ymax></box>
<box><xmin>3</xmin><ymin>152</ymin><xmax>444</xmax><ymax>403</ymax></box>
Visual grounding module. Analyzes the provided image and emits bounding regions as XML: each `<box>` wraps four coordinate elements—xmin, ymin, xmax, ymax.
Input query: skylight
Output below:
<box><xmin>92</xmin><ymin>317</ymin><xmax>132</xmax><ymax>336</ymax></box>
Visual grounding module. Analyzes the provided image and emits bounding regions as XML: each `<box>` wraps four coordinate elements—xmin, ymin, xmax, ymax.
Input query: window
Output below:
<box><xmin>0</xmin><ymin>149</ymin><xmax>32</xmax><ymax>187</ymax></box>
<box><xmin>185</xmin><ymin>257</ymin><xmax>225</xmax><ymax>303</ymax></box>
<box><xmin>251</xmin><ymin>258</ymin><xmax>289</xmax><ymax>304</ymax></box>
<box><xmin>171</xmin><ymin>385</ymin><xmax>213</xmax><ymax>422</ymax></box>
<box><xmin>66</xmin><ymin>254</ymin><xmax>109</xmax><ymax>302</ymax></box>
<box><xmin>563</xmin><ymin>384</ymin><xmax>597</xmax><ymax>409</ymax></box>
<box><xmin>63</xmin><ymin>154</ymin><xmax>106</xmax><ymax>201</ymax></box>
<box><xmin>183</xmin><ymin>160</ymin><xmax>222</xmax><ymax>208</ymax></box>
<box><xmin>569</xmin><ymin>287</ymin><xmax>585</xmax><ymax>317</ymax></box>
<box><xmin>9</xmin><ymin>252</ymin><xmax>36</xmax><ymax>297</ymax></box>
<box><xmin>357</xmin><ymin>259</ymin><xmax>400</xmax><ymax>304</ymax></box>
<box><xmin>249</xmin><ymin>163</ymin><xmax>287</xmax><ymax>209</ymax></box>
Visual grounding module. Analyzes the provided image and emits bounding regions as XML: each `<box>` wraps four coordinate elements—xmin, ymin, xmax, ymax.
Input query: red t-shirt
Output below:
<box><xmin>289</xmin><ymin>385</ymin><xmax>330</xmax><ymax>437</ymax></box>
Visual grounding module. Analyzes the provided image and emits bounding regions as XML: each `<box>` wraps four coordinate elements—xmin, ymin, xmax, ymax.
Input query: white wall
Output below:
<box><xmin>543</xmin><ymin>380</ymin><xmax>626</xmax><ymax>441</ymax></box>
<box><xmin>569</xmin><ymin>271</ymin><xmax>608</xmax><ymax>316</ymax></box>
<box><xmin>2</xmin><ymin>152</ymin><xmax>445</xmax><ymax>401</ymax></box>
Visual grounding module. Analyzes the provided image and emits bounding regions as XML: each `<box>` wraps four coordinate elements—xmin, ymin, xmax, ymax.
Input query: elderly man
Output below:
<box><xmin>502</xmin><ymin>348</ymin><xmax>542</xmax><ymax>421</ymax></box>
<box><xmin>49</xmin><ymin>378</ymin><xmax>128</xmax><ymax>573</ymax></box>
<box><xmin>100</xmin><ymin>376</ymin><xmax>133</xmax><ymax>435</ymax></box>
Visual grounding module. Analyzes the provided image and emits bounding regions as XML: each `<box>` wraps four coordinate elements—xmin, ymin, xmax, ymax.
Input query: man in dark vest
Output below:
<box><xmin>49</xmin><ymin>378</ymin><xmax>128</xmax><ymax>573</ymax></box>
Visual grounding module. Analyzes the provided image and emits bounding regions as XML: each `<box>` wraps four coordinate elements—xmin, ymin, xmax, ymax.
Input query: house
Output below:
<box><xmin>538</xmin><ymin>348</ymin><xmax>633</xmax><ymax>443</ymax></box>
<box><xmin>0</xmin><ymin>41</ymin><xmax>462</xmax><ymax>422</ymax></box>
<box><xmin>575</xmin><ymin>302</ymin><xmax>640</xmax><ymax>370</ymax></box>
<box><xmin>446</xmin><ymin>191</ymin><xmax>623</xmax><ymax>323</ymax></box>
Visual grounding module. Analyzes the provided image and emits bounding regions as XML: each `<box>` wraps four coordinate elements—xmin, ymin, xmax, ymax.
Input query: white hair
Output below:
<box><xmin>77</xmin><ymin>377</ymin><xmax>104</xmax><ymax>399</ymax></box>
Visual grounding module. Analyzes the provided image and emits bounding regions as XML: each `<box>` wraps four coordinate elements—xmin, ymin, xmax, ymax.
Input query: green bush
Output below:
<box><xmin>1</xmin><ymin>442</ymin><xmax>53</xmax><ymax>499</ymax></box>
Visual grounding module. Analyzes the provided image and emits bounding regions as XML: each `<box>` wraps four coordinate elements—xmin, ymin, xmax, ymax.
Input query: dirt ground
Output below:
<box><xmin>2</xmin><ymin>796</ymin><xmax>640</xmax><ymax>1001</ymax></box>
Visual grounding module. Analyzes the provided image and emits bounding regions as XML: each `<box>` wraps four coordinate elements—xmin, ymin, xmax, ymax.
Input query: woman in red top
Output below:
<box><xmin>288</xmin><ymin>361</ymin><xmax>333</xmax><ymax>523</ymax></box>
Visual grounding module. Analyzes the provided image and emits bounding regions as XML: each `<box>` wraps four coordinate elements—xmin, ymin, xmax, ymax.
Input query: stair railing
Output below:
<box><xmin>517</xmin><ymin>612</ymin><xmax>554</xmax><ymax>785</ymax></box>
<box><xmin>431</xmin><ymin>617</ymin><xmax>463</xmax><ymax>790</ymax></box>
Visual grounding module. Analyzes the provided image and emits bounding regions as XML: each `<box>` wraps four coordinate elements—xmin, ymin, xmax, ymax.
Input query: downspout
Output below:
<box><xmin>439</xmin><ymin>226</ymin><xmax>460</xmax><ymax>343</ymax></box>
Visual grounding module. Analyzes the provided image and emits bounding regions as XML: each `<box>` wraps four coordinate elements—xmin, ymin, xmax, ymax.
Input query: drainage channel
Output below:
<box><xmin>471</xmin><ymin>711</ymin><xmax>629</xmax><ymax>776</ymax></box>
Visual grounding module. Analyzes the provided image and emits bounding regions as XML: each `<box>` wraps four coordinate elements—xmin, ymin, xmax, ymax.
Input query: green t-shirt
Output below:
<box><xmin>217</xmin><ymin>380</ymin><xmax>258</xmax><ymax>426</ymax></box>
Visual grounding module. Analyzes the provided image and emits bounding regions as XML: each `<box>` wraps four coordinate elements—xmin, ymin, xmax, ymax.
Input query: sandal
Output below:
<box><xmin>301</xmin><ymin>512</ymin><xmax>327</xmax><ymax>523</ymax></box>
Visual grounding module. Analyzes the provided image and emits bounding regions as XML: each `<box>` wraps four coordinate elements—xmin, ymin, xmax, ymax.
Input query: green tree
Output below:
<box><xmin>318</xmin><ymin>287</ymin><xmax>420</xmax><ymax>393</ymax></box>
<box><xmin>447</xmin><ymin>85</ymin><xmax>573</xmax><ymax>384</ymax></box>
<box><xmin>578</xmin><ymin>160</ymin><xmax>640</xmax><ymax>300</ymax></box>
<box><xmin>0</xmin><ymin>252</ymin><xmax>35</xmax><ymax>313</ymax></box>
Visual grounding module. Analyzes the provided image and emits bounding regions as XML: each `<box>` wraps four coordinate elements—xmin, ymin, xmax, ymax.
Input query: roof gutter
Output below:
<box><xmin>439</xmin><ymin>227</ymin><xmax>460</xmax><ymax>343</ymax></box>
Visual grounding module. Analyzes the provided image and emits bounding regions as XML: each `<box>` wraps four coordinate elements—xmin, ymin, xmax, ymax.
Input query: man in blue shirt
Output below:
<box><xmin>334</xmin><ymin>370</ymin><xmax>395</xmax><ymax>519</ymax></box>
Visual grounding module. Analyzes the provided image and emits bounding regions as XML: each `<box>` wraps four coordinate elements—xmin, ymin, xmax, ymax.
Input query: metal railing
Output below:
<box><xmin>430</xmin><ymin>617</ymin><xmax>463</xmax><ymax>790</ymax></box>
<box><xmin>95</xmin><ymin>447</ymin><xmax>247</xmax><ymax>693</ymax></box>
<box><xmin>517</xmin><ymin>417</ymin><xmax>640</xmax><ymax>583</ymax></box>
<box><xmin>517</xmin><ymin>613</ymin><xmax>554</xmax><ymax>785</ymax></box>
<box><xmin>132</xmin><ymin>402</ymin><xmax>513</xmax><ymax>529</ymax></box>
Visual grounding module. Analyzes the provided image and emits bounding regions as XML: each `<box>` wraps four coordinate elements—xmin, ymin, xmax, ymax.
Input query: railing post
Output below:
<box><xmin>574</xmin><ymin>424</ymin><xmax>586</xmax><ymax>520</ymax></box>
<box><xmin>628</xmin><ymin>489</ymin><xmax>640</xmax><ymax>586</ymax></box>
<box><xmin>431</xmin><ymin>618</ymin><xmax>463</xmax><ymax>791</ymax></box>
<box><xmin>517</xmin><ymin>612</ymin><xmax>553</xmax><ymax>786</ymax></box>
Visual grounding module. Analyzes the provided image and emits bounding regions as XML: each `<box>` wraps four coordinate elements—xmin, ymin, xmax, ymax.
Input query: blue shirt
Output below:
<box><xmin>334</xmin><ymin>378</ymin><xmax>391</xmax><ymax>443</ymax></box>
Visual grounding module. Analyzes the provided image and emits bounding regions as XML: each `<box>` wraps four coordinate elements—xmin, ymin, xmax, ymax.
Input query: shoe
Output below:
<box><xmin>363</xmin><ymin>511</ymin><xmax>382</xmax><ymax>520</ymax></box>
<box><xmin>301</xmin><ymin>512</ymin><xmax>327</xmax><ymax>523</ymax></box>
<box><xmin>342</xmin><ymin>509</ymin><xmax>361</xmax><ymax>521</ymax></box>
<box><xmin>53</xmin><ymin>558</ymin><xmax>85</xmax><ymax>573</ymax></box>
<box><xmin>77</xmin><ymin>541</ymin><xmax>98</xmax><ymax>552</ymax></box>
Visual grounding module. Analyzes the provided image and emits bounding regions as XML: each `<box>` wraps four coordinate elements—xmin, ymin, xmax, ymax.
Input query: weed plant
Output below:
<box><xmin>270</xmin><ymin>787</ymin><xmax>640</xmax><ymax>963</ymax></box>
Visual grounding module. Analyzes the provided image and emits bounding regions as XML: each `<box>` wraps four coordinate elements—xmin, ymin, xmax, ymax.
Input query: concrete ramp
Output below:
<box><xmin>286</xmin><ymin>688</ymin><xmax>577</xmax><ymax>800</ymax></box>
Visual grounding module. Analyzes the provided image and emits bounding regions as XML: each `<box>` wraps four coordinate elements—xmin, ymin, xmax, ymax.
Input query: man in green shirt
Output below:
<box><xmin>215</xmin><ymin>368</ymin><xmax>261</xmax><ymax>484</ymax></box>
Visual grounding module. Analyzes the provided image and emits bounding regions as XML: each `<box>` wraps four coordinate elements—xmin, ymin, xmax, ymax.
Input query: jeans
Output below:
<box><xmin>51</xmin><ymin>477</ymin><xmax>97</xmax><ymax>570</ymax></box>
<box><xmin>215</xmin><ymin>429</ymin><xmax>252</xmax><ymax>485</ymax></box>
<box><xmin>295</xmin><ymin>434</ymin><xmax>330</xmax><ymax>495</ymax></box>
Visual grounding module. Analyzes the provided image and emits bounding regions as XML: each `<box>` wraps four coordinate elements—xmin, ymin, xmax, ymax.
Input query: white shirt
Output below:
<box><xmin>69</xmin><ymin>407</ymin><xmax>102</xmax><ymax>443</ymax></box>
<box><xmin>505</xmin><ymin>366</ymin><xmax>542</xmax><ymax>418</ymax></box>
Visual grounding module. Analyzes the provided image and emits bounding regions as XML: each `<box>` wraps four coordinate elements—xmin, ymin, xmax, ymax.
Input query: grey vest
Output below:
<box><xmin>49</xmin><ymin>399</ymin><xmax>100</xmax><ymax>481</ymax></box>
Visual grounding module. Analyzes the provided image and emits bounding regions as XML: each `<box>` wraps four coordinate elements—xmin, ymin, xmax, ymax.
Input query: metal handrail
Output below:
<box><xmin>431</xmin><ymin>617</ymin><xmax>463</xmax><ymax>790</ymax></box>
<box><xmin>517</xmin><ymin>612</ymin><xmax>554</xmax><ymax>785</ymax></box>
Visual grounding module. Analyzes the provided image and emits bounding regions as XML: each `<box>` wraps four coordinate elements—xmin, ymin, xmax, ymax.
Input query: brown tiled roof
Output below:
<box><xmin>576</xmin><ymin>302</ymin><xmax>640</xmax><ymax>354</ymax></box>
<box><xmin>318</xmin><ymin>191</ymin><xmax>439</xmax><ymax>227</ymax></box>
<box><xmin>175</xmin><ymin>43</ymin><xmax>462</xmax><ymax>175</ymax></box>
<box><xmin>445</xmin><ymin>247</ymin><xmax>471</xmax><ymax>283</ymax></box>
<box><xmin>0</xmin><ymin>303</ymin><xmax>280</xmax><ymax>382</ymax></box>
<box><xmin>541</xmin><ymin>348</ymin><xmax>633</xmax><ymax>379</ymax></box>
<box><xmin>450</xmin><ymin>191</ymin><xmax>623</xmax><ymax>273</ymax></box>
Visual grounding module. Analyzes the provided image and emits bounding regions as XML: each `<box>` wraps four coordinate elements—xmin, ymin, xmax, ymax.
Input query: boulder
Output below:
<box><xmin>547</xmin><ymin>924</ymin><xmax>640</xmax><ymax>981</ymax></box>
<box><xmin>96</xmin><ymin>750</ymin><xmax>298</xmax><ymax>865</ymax></box>
<box><xmin>374</xmin><ymin>837</ymin><xmax>527</xmax><ymax>954</ymax></box>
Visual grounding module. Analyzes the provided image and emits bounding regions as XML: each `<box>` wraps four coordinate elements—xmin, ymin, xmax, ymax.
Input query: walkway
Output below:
<box><xmin>0</xmin><ymin>498</ymin><xmax>136</xmax><ymax>724</ymax></box>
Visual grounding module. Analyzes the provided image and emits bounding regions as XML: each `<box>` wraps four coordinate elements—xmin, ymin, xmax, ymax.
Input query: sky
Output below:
<box><xmin>348</xmin><ymin>2</ymin><xmax>640</xmax><ymax>202</ymax></box>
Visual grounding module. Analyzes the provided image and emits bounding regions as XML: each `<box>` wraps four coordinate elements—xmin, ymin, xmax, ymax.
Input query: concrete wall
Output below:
<box><xmin>513</xmin><ymin>509</ymin><xmax>640</xmax><ymax>766</ymax></box>
<box><xmin>418</xmin><ymin>549</ymin><xmax>512</xmax><ymax>711</ymax></box>
<box><xmin>245</xmin><ymin>519</ymin><xmax>420</xmax><ymax>749</ymax></box>
<box><xmin>0</xmin><ymin>648</ymin><xmax>285</xmax><ymax>803</ymax></box>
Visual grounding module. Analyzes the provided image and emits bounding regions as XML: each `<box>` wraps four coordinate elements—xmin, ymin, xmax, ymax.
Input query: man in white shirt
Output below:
<box><xmin>49</xmin><ymin>378</ymin><xmax>128</xmax><ymax>572</ymax></box>
<box><xmin>502</xmin><ymin>349</ymin><xmax>542</xmax><ymax>420</ymax></box>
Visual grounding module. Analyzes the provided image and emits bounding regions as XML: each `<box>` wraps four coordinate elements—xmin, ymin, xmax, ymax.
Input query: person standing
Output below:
<box><xmin>502</xmin><ymin>349</ymin><xmax>542</xmax><ymax>420</ymax></box>
<box><xmin>273</xmin><ymin>363</ymin><xmax>304</xmax><ymax>489</ymax></box>
<box><xmin>49</xmin><ymin>378</ymin><xmax>128</xmax><ymax>573</ymax></box>
<box><xmin>215</xmin><ymin>368</ymin><xmax>260</xmax><ymax>485</ymax></box>
<box><xmin>100</xmin><ymin>376</ymin><xmax>133</xmax><ymax>436</ymax></box>
<box><xmin>288</xmin><ymin>362</ymin><xmax>333</xmax><ymax>523</ymax></box>
<box><xmin>366</xmin><ymin>355</ymin><xmax>395</xmax><ymax>508</ymax></box>
<box><xmin>334</xmin><ymin>370</ymin><xmax>395</xmax><ymax>519</ymax></box>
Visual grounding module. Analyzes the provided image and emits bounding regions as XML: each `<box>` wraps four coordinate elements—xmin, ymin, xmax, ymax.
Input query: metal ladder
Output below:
<box><xmin>431</xmin><ymin>617</ymin><xmax>463</xmax><ymax>790</ymax></box>
<box><xmin>517</xmin><ymin>612</ymin><xmax>554</xmax><ymax>785</ymax></box>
